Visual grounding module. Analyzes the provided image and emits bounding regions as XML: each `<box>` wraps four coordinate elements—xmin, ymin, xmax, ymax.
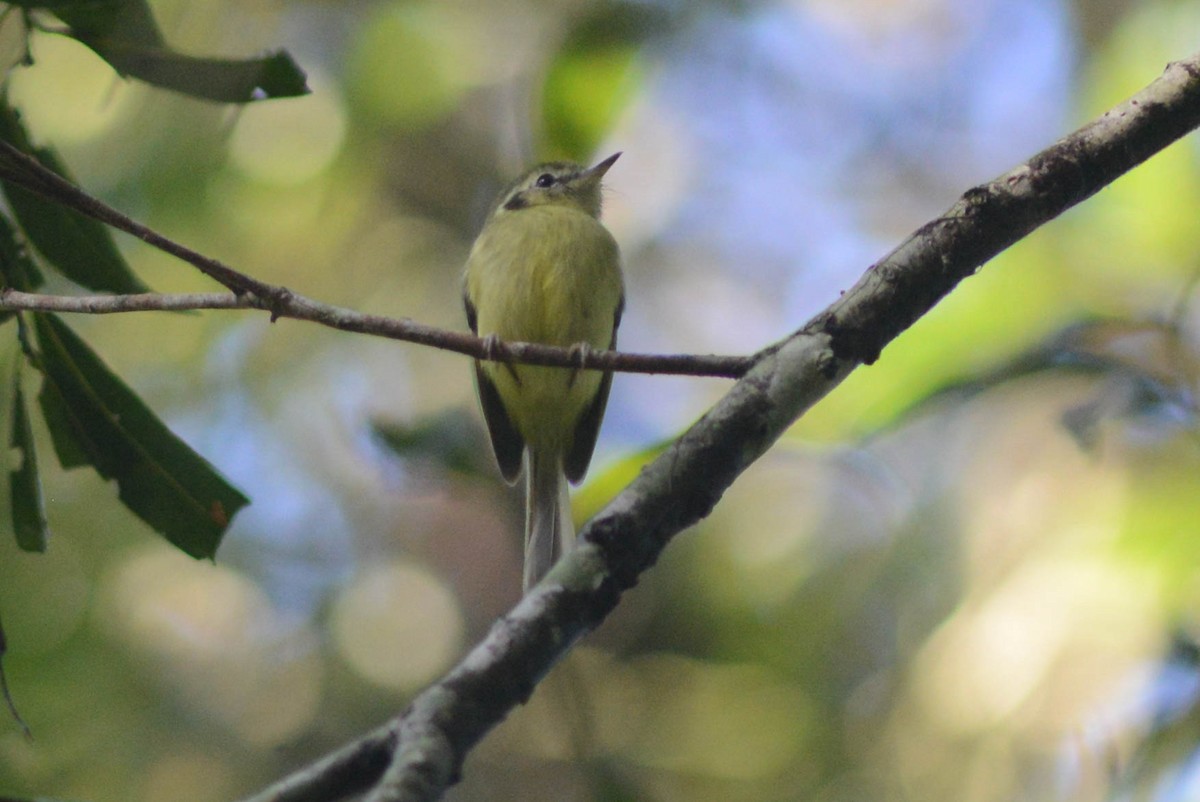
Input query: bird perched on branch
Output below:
<box><xmin>463</xmin><ymin>153</ymin><xmax>624</xmax><ymax>590</ymax></box>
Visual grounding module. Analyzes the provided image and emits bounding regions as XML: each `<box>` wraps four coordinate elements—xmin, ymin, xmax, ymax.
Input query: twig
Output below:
<box><xmin>0</xmin><ymin>289</ymin><xmax>754</xmax><ymax>378</ymax></box>
<box><xmin>0</xmin><ymin>140</ymin><xmax>269</xmax><ymax>297</ymax></box>
<box><xmin>0</xmin><ymin>143</ymin><xmax>754</xmax><ymax>378</ymax></box>
<box><xmin>237</xmin><ymin>49</ymin><xmax>1200</xmax><ymax>802</ymax></box>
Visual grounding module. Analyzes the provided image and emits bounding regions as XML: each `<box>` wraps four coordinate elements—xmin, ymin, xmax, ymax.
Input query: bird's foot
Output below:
<box><xmin>482</xmin><ymin>333</ymin><xmax>505</xmax><ymax>362</ymax></box>
<box><xmin>566</xmin><ymin>342</ymin><xmax>594</xmax><ymax>388</ymax></box>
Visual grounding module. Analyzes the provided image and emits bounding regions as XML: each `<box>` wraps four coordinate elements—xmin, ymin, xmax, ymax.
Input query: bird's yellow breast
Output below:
<box><xmin>465</xmin><ymin>204</ymin><xmax>623</xmax><ymax>449</ymax></box>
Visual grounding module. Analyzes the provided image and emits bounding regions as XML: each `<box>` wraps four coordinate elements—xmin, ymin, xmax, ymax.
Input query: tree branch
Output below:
<box><xmin>0</xmin><ymin>289</ymin><xmax>754</xmax><ymax>378</ymax></box>
<box><xmin>0</xmin><ymin>142</ymin><xmax>753</xmax><ymax>378</ymax></box>
<box><xmin>237</xmin><ymin>51</ymin><xmax>1200</xmax><ymax>802</ymax></box>
<box><xmin>0</xmin><ymin>140</ymin><xmax>269</xmax><ymax>297</ymax></box>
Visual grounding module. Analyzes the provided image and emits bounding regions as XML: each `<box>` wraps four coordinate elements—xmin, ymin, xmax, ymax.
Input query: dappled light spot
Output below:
<box><xmin>8</xmin><ymin>34</ymin><xmax>138</xmax><ymax>144</ymax></box>
<box><xmin>0</xmin><ymin>535</ymin><xmax>90</xmax><ymax>655</ymax></box>
<box><xmin>913</xmin><ymin>557</ymin><xmax>1161</xmax><ymax>734</ymax></box>
<box><xmin>345</xmin><ymin>1</ymin><xmax>535</xmax><ymax>130</ymax></box>
<box><xmin>228</xmin><ymin>77</ymin><xmax>347</xmax><ymax>185</ymax></box>
<box><xmin>100</xmin><ymin>547</ymin><xmax>323</xmax><ymax>746</ymax></box>
<box><xmin>331</xmin><ymin>559</ymin><xmax>464</xmax><ymax>691</ymax></box>
<box><xmin>616</xmin><ymin>653</ymin><xmax>809</xmax><ymax>780</ymax></box>
<box><xmin>140</xmin><ymin>751</ymin><xmax>235</xmax><ymax>802</ymax></box>
<box><xmin>497</xmin><ymin>649</ymin><xmax>809</xmax><ymax>783</ymax></box>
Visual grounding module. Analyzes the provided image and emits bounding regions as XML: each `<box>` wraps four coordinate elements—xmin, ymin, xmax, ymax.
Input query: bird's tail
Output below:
<box><xmin>524</xmin><ymin>449</ymin><xmax>573</xmax><ymax>591</ymax></box>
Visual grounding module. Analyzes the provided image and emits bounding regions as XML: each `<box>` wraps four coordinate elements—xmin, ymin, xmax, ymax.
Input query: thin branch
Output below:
<box><xmin>235</xmin><ymin>52</ymin><xmax>1200</xmax><ymax>802</ymax></box>
<box><xmin>0</xmin><ymin>140</ymin><xmax>269</xmax><ymax>296</ymax></box>
<box><xmin>0</xmin><ymin>145</ymin><xmax>753</xmax><ymax>377</ymax></box>
<box><xmin>0</xmin><ymin>289</ymin><xmax>754</xmax><ymax>378</ymax></box>
<box><xmin>0</xmin><ymin>289</ymin><xmax>243</xmax><ymax>313</ymax></box>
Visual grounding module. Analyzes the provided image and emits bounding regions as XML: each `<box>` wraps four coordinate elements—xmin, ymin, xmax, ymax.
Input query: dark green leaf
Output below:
<box><xmin>36</xmin><ymin>373</ymin><xmax>89</xmax><ymax>469</ymax></box>
<box><xmin>32</xmin><ymin>313</ymin><xmax>249</xmax><ymax>559</ymax></box>
<box><xmin>74</xmin><ymin>40</ymin><xmax>310</xmax><ymax>103</ymax></box>
<box><xmin>0</xmin><ymin>609</ymin><xmax>31</xmax><ymax>738</ymax></box>
<box><xmin>0</xmin><ymin>99</ymin><xmax>151</xmax><ymax>294</ymax></box>
<box><xmin>0</xmin><ymin>212</ymin><xmax>44</xmax><ymax>328</ymax></box>
<box><xmin>9</xmin><ymin>0</ymin><xmax>162</xmax><ymax>44</ymax></box>
<box><xmin>15</xmin><ymin>1</ymin><xmax>308</xmax><ymax>101</ymax></box>
<box><xmin>10</xmin><ymin>372</ymin><xmax>48</xmax><ymax>553</ymax></box>
<box><xmin>0</xmin><ymin>211</ymin><xmax>44</xmax><ymax>293</ymax></box>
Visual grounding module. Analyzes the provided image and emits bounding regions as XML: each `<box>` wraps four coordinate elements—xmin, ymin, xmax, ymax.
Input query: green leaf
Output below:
<box><xmin>0</xmin><ymin>99</ymin><xmax>151</xmax><ymax>294</ymax></box>
<box><xmin>0</xmin><ymin>212</ymin><xmax>44</xmax><ymax>328</ymax></box>
<box><xmin>10</xmin><ymin>370</ymin><xmax>48</xmax><ymax>553</ymax></box>
<box><xmin>74</xmin><ymin>41</ymin><xmax>310</xmax><ymax>103</ymax></box>
<box><xmin>14</xmin><ymin>0</ymin><xmax>308</xmax><ymax>101</ymax></box>
<box><xmin>11</xmin><ymin>0</ymin><xmax>162</xmax><ymax>45</ymax></box>
<box><xmin>32</xmin><ymin>313</ymin><xmax>249</xmax><ymax>559</ymax></box>
<box><xmin>0</xmin><ymin>608</ymin><xmax>31</xmax><ymax>738</ymax></box>
<box><xmin>0</xmin><ymin>211</ymin><xmax>44</xmax><ymax>292</ymax></box>
<box><xmin>36</xmin><ymin>370</ymin><xmax>89</xmax><ymax>469</ymax></box>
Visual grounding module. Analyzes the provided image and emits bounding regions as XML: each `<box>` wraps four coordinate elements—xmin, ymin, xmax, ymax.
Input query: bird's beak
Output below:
<box><xmin>585</xmin><ymin>152</ymin><xmax>621</xmax><ymax>180</ymax></box>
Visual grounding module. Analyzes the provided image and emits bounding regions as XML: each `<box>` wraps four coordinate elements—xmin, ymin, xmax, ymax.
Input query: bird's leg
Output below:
<box><xmin>481</xmin><ymin>332</ymin><xmax>504</xmax><ymax>360</ymax></box>
<box><xmin>566</xmin><ymin>341</ymin><xmax>594</xmax><ymax>389</ymax></box>
<box><xmin>482</xmin><ymin>333</ymin><xmax>521</xmax><ymax>385</ymax></box>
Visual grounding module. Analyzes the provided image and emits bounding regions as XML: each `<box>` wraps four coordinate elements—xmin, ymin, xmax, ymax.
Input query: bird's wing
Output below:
<box><xmin>474</xmin><ymin>361</ymin><xmax>525</xmax><ymax>484</ymax></box>
<box><xmin>564</xmin><ymin>297</ymin><xmax>623</xmax><ymax>484</ymax></box>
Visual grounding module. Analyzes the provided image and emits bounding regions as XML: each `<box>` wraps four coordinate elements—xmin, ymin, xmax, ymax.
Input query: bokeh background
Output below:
<box><xmin>2</xmin><ymin>0</ymin><xmax>1200</xmax><ymax>800</ymax></box>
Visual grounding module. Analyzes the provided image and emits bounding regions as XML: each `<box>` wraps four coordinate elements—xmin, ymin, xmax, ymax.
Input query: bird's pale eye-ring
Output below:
<box><xmin>535</xmin><ymin>173</ymin><xmax>556</xmax><ymax>188</ymax></box>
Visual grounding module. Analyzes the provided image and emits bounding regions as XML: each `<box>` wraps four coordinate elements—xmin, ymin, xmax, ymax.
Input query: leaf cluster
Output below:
<box><xmin>0</xmin><ymin>0</ymin><xmax>308</xmax><ymax>735</ymax></box>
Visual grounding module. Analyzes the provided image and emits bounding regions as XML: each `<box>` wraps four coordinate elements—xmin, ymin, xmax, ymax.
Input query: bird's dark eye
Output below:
<box><xmin>535</xmin><ymin>173</ymin><xmax>556</xmax><ymax>188</ymax></box>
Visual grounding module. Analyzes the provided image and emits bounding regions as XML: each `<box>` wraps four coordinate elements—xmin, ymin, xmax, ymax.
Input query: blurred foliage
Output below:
<box><xmin>0</xmin><ymin>0</ymin><xmax>305</xmax><ymax>768</ymax></box>
<box><xmin>540</xmin><ymin>4</ymin><xmax>665</xmax><ymax>160</ymax></box>
<box><xmin>0</xmin><ymin>100</ymin><xmax>147</xmax><ymax>294</ymax></box>
<box><xmin>2</xmin><ymin>1</ymin><xmax>1200</xmax><ymax>802</ymax></box>
<box><xmin>10</xmin><ymin>0</ymin><xmax>308</xmax><ymax>102</ymax></box>
<box><xmin>32</xmin><ymin>313</ymin><xmax>249</xmax><ymax>559</ymax></box>
<box><xmin>371</xmin><ymin>408</ymin><xmax>496</xmax><ymax>480</ymax></box>
<box><xmin>0</xmin><ymin>12</ymin><xmax>259</xmax><ymax>564</ymax></box>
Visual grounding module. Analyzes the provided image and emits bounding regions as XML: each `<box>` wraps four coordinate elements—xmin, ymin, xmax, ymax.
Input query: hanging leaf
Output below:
<box><xmin>35</xmin><ymin>367</ymin><xmax>89</xmax><ymax>469</ymax></box>
<box><xmin>77</xmin><ymin>41</ymin><xmax>310</xmax><ymax>103</ymax></box>
<box><xmin>11</xmin><ymin>0</ymin><xmax>308</xmax><ymax>102</ymax></box>
<box><xmin>9</xmin><ymin>0</ymin><xmax>162</xmax><ymax>44</ymax></box>
<box><xmin>32</xmin><ymin>313</ymin><xmax>248</xmax><ymax>559</ymax></box>
<box><xmin>0</xmin><ymin>213</ymin><xmax>43</xmax><ymax>334</ymax></box>
<box><xmin>0</xmin><ymin>99</ymin><xmax>151</xmax><ymax>294</ymax></box>
<box><xmin>10</xmin><ymin>370</ymin><xmax>48</xmax><ymax>553</ymax></box>
<box><xmin>0</xmin><ymin>210</ymin><xmax>44</xmax><ymax>295</ymax></box>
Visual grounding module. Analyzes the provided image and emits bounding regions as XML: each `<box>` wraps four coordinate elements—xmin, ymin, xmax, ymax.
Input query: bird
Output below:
<box><xmin>463</xmin><ymin>153</ymin><xmax>624</xmax><ymax>590</ymax></box>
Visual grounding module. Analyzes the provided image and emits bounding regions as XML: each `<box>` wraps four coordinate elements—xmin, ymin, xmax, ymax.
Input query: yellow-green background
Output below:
<box><xmin>3</xmin><ymin>0</ymin><xmax>1200</xmax><ymax>800</ymax></box>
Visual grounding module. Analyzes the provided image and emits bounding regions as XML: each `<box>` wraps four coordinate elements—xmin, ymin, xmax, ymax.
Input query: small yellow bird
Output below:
<box><xmin>463</xmin><ymin>153</ymin><xmax>624</xmax><ymax>590</ymax></box>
